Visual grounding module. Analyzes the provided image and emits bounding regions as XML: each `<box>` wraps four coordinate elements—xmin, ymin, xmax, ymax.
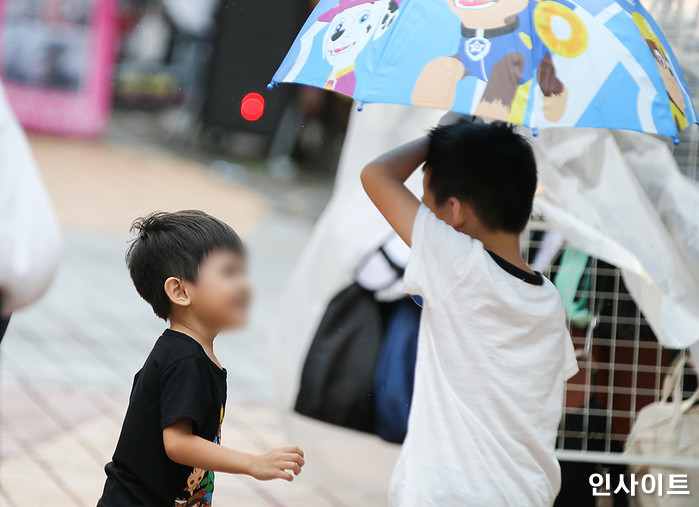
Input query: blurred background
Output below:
<box><xmin>0</xmin><ymin>0</ymin><xmax>355</xmax><ymax>504</ymax></box>
<box><xmin>0</xmin><ymin>0</ymin><xmax>697</xmax><ymax>506</ymax></box>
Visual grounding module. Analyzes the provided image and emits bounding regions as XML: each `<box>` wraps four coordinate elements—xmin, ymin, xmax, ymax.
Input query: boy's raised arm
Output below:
<box><xmin>360</xmin><ymin>137</ymin><xmax>428</xmax><ymax>246</ymax></box>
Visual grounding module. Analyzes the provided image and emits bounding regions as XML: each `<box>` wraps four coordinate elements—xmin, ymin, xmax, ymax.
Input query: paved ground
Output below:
<box><xmin>0</xmin><ymin>134</ymin><xmax>371</xmax><ymax>506</ymax></box>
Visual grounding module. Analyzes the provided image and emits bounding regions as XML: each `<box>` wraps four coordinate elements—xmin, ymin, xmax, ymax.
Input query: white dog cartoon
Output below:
<box><xmin>283</xmin><ymin>0</ymin><xmax>401</xmax><ymax>96</ymax></box>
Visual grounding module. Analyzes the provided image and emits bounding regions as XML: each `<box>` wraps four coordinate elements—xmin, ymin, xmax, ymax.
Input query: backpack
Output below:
<box><xmin>294</xmin><ymin>241</ymin><xmax>406</xmax><ymax>432</ymax></box>
<box><xmin>374</xmin><ymin>296</ymin><xmax>421</xmax><ymax>443</ymax></box>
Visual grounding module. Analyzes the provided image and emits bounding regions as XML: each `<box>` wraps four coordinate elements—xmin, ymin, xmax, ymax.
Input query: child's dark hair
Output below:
<box><xmin>425</xmin><ymin>120</ymin><xmax>537</xmax><ymax>233</ymax></box>
<box><xmin>126</xmin><ymin>210</ymin><xmax>244</xmax><ymax>320</ymax></box>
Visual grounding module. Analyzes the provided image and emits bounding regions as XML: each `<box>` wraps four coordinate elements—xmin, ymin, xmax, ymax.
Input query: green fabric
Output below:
<box><xmin>554</xmin><ymin>246</ymin><xmax>592</xmax><ymax>327</ymax></box>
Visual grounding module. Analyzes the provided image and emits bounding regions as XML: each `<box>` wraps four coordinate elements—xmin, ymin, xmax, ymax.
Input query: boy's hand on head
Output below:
<box><xmin>249</xmin><ymin>445</ymin><xmax>305</xmax><ymax>482</ymax></box>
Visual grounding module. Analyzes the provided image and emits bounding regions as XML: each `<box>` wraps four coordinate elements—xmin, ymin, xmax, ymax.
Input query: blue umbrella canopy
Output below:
<box><xmin>271</xmin><ymin>0</ymin><xmax>698</xmax><ymax>139</ymax></box>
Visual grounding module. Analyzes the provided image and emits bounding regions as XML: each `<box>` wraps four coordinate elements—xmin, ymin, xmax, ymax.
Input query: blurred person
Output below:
<box><xmin>123</xmin><ymin>4</ymin><xmax>171</xmax><ymax>64</ymax></box>
<box><xmin>361</xmin><ymin>119</ymin><xmax>578</xmax><ymax>505</ymax></box>
<box><xmin>0</xmin><ymin>81</ymin><xmax>62</xmax><ymax>342</ymax></box>
<box><xmin>98</xmin><ymin>210</ymin><xmax>305</xmax><ymax>506</ymax></box>
<box><xmin>163</xmin><ymin>0</ymin><xmax>220</xmax><ymax>35</ymax></box>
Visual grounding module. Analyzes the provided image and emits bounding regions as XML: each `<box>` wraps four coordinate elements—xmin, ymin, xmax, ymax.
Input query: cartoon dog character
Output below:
<box><xmin>633</xmin><ymin>13</ymin><xmax>688</xmax><ymax>131</ymax></box>
<box><xmin>413</xmin><ymin>0</ymin><xmax>582</xmax><ymax>122</ymax></box>
<box><xmin>318</xmin><ymin>0</ymin><xmax>401</xmax><ymax>96</ymax></box>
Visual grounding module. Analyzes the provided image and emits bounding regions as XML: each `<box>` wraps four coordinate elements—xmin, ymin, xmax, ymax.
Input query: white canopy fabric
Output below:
<box><xmin>0</xmin><ymin>82</ymin><xmax>62</xmax><ymax>316</ymax></box>
<box><xmin>532</xmin><ymin>128</ymin><xmax>699</xmax><ymax>350</ymax></box>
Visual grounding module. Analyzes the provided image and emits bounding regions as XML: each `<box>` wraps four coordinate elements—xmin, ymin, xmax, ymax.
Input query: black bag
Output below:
<box><xmin>294</xmin><ymin>283</ymin><xmax>386</xmax><ymax>432</ymax></box>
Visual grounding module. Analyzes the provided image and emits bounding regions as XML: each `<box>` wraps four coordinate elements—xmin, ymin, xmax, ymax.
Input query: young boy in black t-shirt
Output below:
<box><xmin>98</xmin><ymin>210</ymin><xmax>304</xmax><ymax>506</ymax></box>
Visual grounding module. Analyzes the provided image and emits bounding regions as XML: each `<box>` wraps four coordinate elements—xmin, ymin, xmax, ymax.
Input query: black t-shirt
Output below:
<box><xmin>98</xmin><ymin>329</ymin><xmax>227</xmax><ymax>507</ymax></box>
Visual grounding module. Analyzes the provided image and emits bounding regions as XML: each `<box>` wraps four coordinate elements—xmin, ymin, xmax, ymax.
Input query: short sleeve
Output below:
<box><xmin>160</xmin><ymin>356</ymin><xmax>213</xmax><ymax>432</ymax></box>
<box><xmin>403</xmin><ymin>204</ymin><xmax>477</xmax><ymax>302</ymax></box>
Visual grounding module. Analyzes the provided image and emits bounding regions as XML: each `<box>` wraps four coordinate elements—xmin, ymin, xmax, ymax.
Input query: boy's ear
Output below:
<box><xmin>447</xmin><ymin>197</ymin><xmax>467</xmax><ymax>228</ymax></box>
<box><xmin>163</xmin><ymin>277</ymin><xmax>191</xmax><ymax>308</ymax></box>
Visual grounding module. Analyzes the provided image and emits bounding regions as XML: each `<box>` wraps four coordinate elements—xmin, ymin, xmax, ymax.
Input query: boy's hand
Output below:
<box><xmin>249</xmin><ymin>445</ymin><xmax>305</xmax><ymax>482</ymax></box>
<box><xmin>163</xmin><ymin>419</ymin><xmax>304</xmax><ymax>480</ymax></box>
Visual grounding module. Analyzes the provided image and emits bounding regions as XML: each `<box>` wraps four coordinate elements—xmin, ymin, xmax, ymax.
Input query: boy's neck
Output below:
<box><xmin>468</xmin><ymin>229</ymin><xmax>535</xmax><ymax>275</ymax></box>
<box><xmin>169</xmin><ymin>318</ymin><xmax>219</xmax><ymax>358</ymax></box>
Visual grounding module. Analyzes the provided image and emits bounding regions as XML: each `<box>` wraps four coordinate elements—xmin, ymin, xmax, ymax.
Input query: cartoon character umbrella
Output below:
<box><xmin>270</xmin><ymin>0</ymin><xmax>698</xmax><ymax>140</ymax></box>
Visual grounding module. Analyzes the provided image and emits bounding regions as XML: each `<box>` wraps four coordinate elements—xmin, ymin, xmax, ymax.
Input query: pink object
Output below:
<box><xmin>319</xmin><ymin>0</ymin><xmax>397</xmax><ymax>22</ymax></box>
<box><xmin>0</xmin><ymin>0</ymin><xmax>117</xmax><ymax>138</ymax></box>
<box><xmin>326</xmin><ymin>70</ymin><xmax>356</xmax><ymax>96</ymax></box>
<box><xmin>456</xmin><ymin>0</ymin><xmax>493</xmax><ymax>7</ymax></box>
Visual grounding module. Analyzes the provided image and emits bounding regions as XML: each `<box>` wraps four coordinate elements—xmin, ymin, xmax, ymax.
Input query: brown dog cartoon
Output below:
<box><xmin>632</xmin><ymin>12</ymin><xmax>688</xmax><ymax>131</ymax></box>
<box><xmin>412</xmin><ymin>0</ymin><xmax>586</xmax><ymax>122</ymax></box>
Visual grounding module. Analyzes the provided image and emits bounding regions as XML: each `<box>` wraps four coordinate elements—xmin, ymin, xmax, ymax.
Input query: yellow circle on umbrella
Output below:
<box><xmin>534</xmin><ymin>1</ymin><xmax>588</xmax><ymax>59</ymax></box>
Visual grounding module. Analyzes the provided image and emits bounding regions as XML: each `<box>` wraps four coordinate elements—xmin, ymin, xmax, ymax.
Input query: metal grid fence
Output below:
<box><xmin>529</xmin><ymin>2</ymin><xmax>699</xmax><ymax>468</ymax></box>
<box><xmin>521</xmin><ymin>222</ymin><xmax>699</xmax><ymax>470</ymax></box>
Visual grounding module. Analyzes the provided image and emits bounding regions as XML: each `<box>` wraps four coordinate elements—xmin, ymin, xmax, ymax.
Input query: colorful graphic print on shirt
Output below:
<box><xmin>174</xmin><ymin>405</ymin><xmax>224</xmax><ymax>507</ymax></box>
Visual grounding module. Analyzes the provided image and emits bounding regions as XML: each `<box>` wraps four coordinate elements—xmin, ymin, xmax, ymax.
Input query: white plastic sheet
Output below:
<box><xmin>269</xmin><ymin>103</ymin><xmax>442</xmax><ymax>499</ymax></box>
<box><xmin>0</xmin><ymin>82</ymin><xmax>62</xmax><ymax>316</ymax></box>
<box><xmin>532</xmin><ymin>128</ymin><xmax>699</xmax><ymax>350</ymax></box>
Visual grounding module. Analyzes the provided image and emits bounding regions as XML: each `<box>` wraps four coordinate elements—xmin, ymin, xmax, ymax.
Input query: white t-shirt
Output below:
<box><xmin>389</xmin><ymin>205</ymin><xmax>578</xmax><ymax>507</ymax></box>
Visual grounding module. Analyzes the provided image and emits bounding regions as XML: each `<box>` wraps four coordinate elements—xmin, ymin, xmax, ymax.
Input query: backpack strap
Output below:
<box><xmin>353</xmin><ymin>237</ymin><xmax>406</xmax><ymax>292</ymax></box>
<box><xmin>378</xmin><ymin>246</ymin><xmax>405</xmax><ymax>278</ymax></box>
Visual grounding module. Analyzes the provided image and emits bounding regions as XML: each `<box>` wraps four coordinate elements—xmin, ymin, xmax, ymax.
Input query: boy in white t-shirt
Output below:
<box><xmin>361</xmin><ymin>119</ymin><xmax>578</xmax><ymax>506</ymax></box>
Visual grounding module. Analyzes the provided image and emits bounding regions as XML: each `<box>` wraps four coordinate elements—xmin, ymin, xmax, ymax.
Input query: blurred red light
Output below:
<box><xmin>241</xmin><ymin>93</ymin><xmax>265</xmax><ymax>121</ymax></box>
